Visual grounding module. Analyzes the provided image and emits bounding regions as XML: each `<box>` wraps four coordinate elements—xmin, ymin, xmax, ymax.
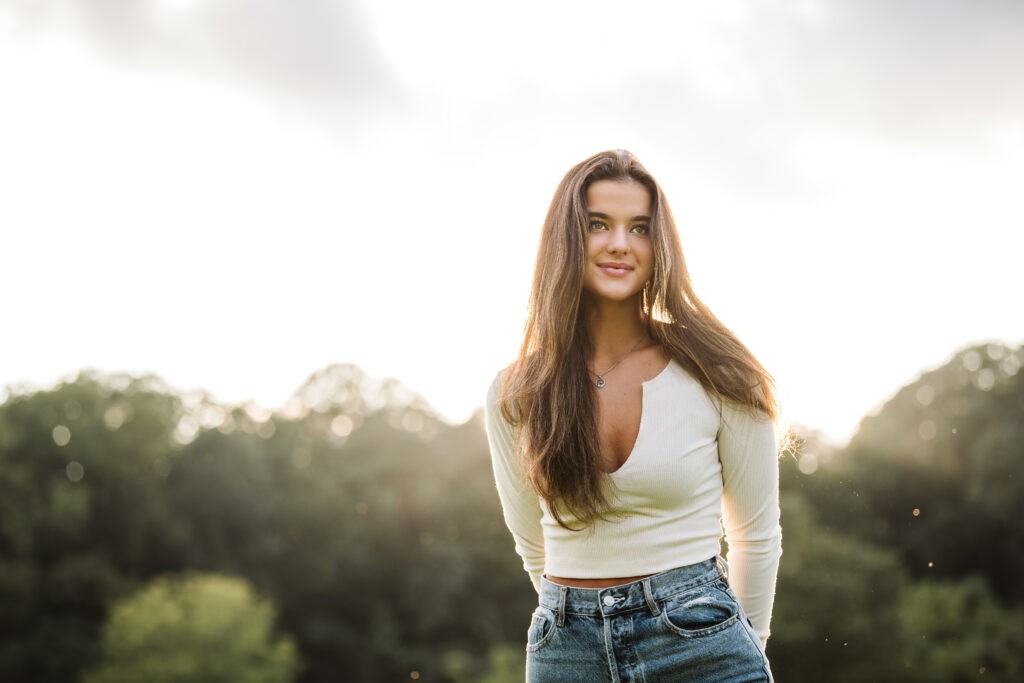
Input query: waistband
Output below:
<box><xmin>538</xmin><ymin>557</ymin><xmax>727</xmax><ymax>623</ymax></box>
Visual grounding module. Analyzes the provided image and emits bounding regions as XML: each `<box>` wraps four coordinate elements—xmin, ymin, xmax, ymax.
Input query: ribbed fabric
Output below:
<box><xmin>483</xmin><ymin>359</ymin><xmax>782</xmax><ymax>644</ymax></box>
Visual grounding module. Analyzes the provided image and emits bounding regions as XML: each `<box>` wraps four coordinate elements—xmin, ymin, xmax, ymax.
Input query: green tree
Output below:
<box><xmin>0</xmin><ymin>364</ymin><xmax>532</xmax><ymax>682</ymax></box>
<box><xmin>769</xmin><ymin>492</ymin><xmax>908</xmax><ymax>682</ymax></box>
<box><xmin>899</xmin><ymin>578</ymin><xmax>1024</xmax><ymax>683</ymax></box>
<box><xmin>0</xmin><ymin>372</ymin><xmax>188</xmax><ymax>681</ymax></box>
<box><xmin>17</xmin><ymin>347</ymin><xmax>1022</xmax><ymax>681</ymax></box>
<box><xmin>84</xmin><ymin>572</ymin><xmax>299</xmax><ymax>683</ymax></box>
<box><xmin>158</xmin><ymin>364</ymin><xmax>534</xmax><ymax>681</ymax></box>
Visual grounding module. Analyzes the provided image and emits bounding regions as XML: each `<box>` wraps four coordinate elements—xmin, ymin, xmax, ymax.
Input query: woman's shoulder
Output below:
<box><xmin>651</xmin><ymin>358</ymin><xmax>725</xmax><ymax>420</ymax></box>
<box><xmin>484</xmin><ymin>364</ymin><xmax>521</xmax><ymax>441</ymax></box>
<box><xmin>485</xmin><ymin>362</ymin><xmax>516</xmax><ymax>410</ymax></box>
<box><xmin>658</xmin><ymin>352</ymin><xmax>771</xmax><ymax>413</ymax></box>
<box><xmin>656</xmin><ymin>354</ymin><xmax>712</xmax><ymax>395</ymax></box>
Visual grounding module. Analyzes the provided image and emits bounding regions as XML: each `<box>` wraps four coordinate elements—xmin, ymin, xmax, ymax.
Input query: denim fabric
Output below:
<box><xmin>526</xmin><ymin>558</ymin><xmax>772</xmax><ymax>682</ymax></box>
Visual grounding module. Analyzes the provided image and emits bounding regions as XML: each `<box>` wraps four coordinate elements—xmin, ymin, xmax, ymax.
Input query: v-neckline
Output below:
<box><xmin>604</xmin><ymin>358</ymin><xmax>674</xmax><ymax>475</ymax></box>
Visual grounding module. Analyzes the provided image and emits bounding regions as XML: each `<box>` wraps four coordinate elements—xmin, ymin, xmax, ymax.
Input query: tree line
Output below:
<box><xmin>0</xmin><ymin>343</ymin><xmax>1021</xmax><ymax>682</ymax></box>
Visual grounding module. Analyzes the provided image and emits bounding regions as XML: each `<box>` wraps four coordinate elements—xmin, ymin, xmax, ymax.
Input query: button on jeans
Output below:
<box><xmin>526</xmin><ymin>557</ymin><xmax>772</xmax><ymax>682</ymax></box>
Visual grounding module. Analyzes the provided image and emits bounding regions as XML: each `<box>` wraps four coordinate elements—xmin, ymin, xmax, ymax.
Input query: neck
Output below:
<box><xmin>585</xmin><ymin>296</ymin><xmax>648</xmax><ymax>356</ymax></box>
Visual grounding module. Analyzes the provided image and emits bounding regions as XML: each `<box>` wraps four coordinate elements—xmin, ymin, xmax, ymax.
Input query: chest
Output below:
<box><xmin>593</xmin><ymin>361</ymin><xmax>722</xmax><ymax>478</ymax></box>
<box><xmin>594</xmin><ymin>383</ymin><xmax>644</xmax><ymax>473</ymax></box>
<box><xmin>592</xmin><ymin>351</ymin><xmax>672</xmax><ymax>472</ymax></box>
<box><xmin>602</xmin><ymin>374</ymin><xmax>724</xmax><ymax>507</ymax></box>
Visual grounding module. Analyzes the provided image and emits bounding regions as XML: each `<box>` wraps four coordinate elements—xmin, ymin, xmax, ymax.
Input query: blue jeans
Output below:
<box><xmin>526</xmin><ymin>557</ymin><xmax>772</xmax><ymax>682</ymax></box>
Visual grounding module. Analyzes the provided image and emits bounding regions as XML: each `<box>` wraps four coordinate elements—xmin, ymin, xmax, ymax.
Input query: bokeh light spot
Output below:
<box><xmin>410</xmin><ymin>672</ymin><xmax>420</xmax><ymax>680</ymax></box>
<box><xmin>257</xmin><ymin>420</ymin><xmax>276</xmax><ymax>439</ymax></box>
<box><xmin>66</xmin><ymin>461</ymin><xmax>84</xmax><ymax>482</ymax></box>
<box><xmin>282</xmin><ymin>397</ymin><xmax>307</xmax><ymax>420</ymax></box>
<box><xmin>962</xmin><ymin>350</ymin><xmax>982</xmax><ymax>372</ymax></box>
<box><xmin>975</xmin><ymin>368</ymin><xmax>996</xmax><ymax>391</ymax></box>
<box><xmin>917</xmin><ymin>420</ymin><xmax>936</xmax><ymax>441</ymax></box>
<box><xmin>52</xmin><ymin>424</ymin><xmax>71</xmax><ymax>446</ymax></box>
<box><xmin>401</xmin><ymin>411</ymin><xmax>424</xmax><ymax>433</ymax></box>
<box><xmin>912</xmin><ymin>508</ymin><xmax>920</xmax><ymax>517</ymax></box>
<box><xmin>798</xmin><ymin>452</ymin><xmax>818</xmax><ymax>475</ymax></box>
<box><xmin>199</xmin><ymin>404</ymin><xmax>226</xmax><ymax>428</ymax></box>
<box><xmin>244</xmin><ymin>403</ymin><xmax>272</xmax><ymax>423</ymax></box>
<box><xmin>217</xmin><ymin>414</ymin><xmax>236</xmax><ymax>434</ymax></box>
<box><xmin>173</xmin><ymin>416</ymin><xmax>199</xmax><ymax>445</ymax></box>
<box><xmin>104</xmin><ymin>405</ymin><xmax>127</xmax><ymax>430</ymax></box>
<box><xmin>331</xmin><ymin>415</ymin><xmax>354</xmax><ymax>437</ymax></box>
<box><xmin>914</xmin><ymin>385</ymin><xmax>934</xmax><ymax>407</ymax></box>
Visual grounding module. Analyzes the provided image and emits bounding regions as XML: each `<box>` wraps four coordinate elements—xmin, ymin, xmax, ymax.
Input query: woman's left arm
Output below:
<box><xmin>718</xmin><ymin>399</ymin><xmax>783</xmax><ymax>647</ymax></box>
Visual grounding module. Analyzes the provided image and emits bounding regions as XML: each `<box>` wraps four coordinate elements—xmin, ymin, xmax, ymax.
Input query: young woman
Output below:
<box><xmin>484</xmin><ymin>150</ymin><xmax>782</xmax><ymax>681</ymax></box>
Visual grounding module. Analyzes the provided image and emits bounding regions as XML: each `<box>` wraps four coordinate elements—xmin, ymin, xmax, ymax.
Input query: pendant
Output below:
<box><xmin>595</xmin><ymin>377</ymin><xmax>606</xmax><ymax>388</ymax></box>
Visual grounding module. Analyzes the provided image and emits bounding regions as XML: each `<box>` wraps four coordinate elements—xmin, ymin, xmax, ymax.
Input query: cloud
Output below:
<box><xmin>595</xmin><ymin>0</ymin><xmax>1024</xmax><ymax>201</ymax></box>
<box><xmin>747</xmin><ymin>0</ymin><xmax>1024</xmax><ymax>141</ymax></box>
<box><xmin>4</xmin><ymin>0</ymin><xmax>403</xmax><ymax>111</ymax></box>
<box><xmin>5</xmin><ymin>0</ymin><xmax>1020</xmax><ymax>204</ymax></box>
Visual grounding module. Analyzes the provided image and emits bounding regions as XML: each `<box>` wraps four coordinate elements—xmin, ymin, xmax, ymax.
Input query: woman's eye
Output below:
<box><xmin>631</xmin><ymin>224</ymin><xmax>650</xmax><ymax>235</ymax></box>
<box><xmin>588</xmin><ymin>221</ymin><xmax>608</xmax><ymax>231</ymax></box>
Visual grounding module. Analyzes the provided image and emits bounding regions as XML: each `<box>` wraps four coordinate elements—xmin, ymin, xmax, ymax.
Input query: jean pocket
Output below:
<box><xmin>526</xmin><ymin>605</ymin><xmax>557</xmax><ymax>652</ymax></box>
<box><xmin>658</xmin><ymin>581</ymin><xmax>741</xmax><ymax>638</ymax></box>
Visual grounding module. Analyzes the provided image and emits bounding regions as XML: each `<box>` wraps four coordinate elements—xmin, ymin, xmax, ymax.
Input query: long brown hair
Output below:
<box><xmin>500</xmin><ymin>149</ymin><xmax>778</xmax><ymax>529</ymax></box>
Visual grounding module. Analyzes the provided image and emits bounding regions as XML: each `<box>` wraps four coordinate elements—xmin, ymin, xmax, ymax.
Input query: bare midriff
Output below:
<box><xmin>545</xmin><ymin>574</ymin><xmax>653</xmax><ymax>588</ymax></box>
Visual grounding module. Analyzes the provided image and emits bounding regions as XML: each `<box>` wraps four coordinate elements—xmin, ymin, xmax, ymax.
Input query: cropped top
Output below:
<box><xmin>483</xmin><ymin>358</ymin><xmax>782</xmax><ymax>643</ymax></box>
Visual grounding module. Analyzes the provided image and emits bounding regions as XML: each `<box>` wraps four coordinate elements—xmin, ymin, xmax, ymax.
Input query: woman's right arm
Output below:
<box><xmin>484</xmin><ymin>374</ymin><xmax>546</xmax><ymax>592</ymax></box>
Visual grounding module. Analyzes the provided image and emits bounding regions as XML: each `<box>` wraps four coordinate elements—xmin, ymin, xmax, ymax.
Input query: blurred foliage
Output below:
<box><xmin>797</xmin><ymin>343</ymin><xmax>1024</xmax><ymax>602</ymax></box>
<box><xmin>0</xmin><ymin>365</ymin><xmax>532</xmax><ymax>682</ymax></box>
<box><xmin>898</xmin><ymin>578</ymin><xmax>1024</xmax><ymax>682</ymax></box>
<box><xmin>82</xmin><ymin>572</ymin><xmax>298</xmax><ymax>683</ymax></box>
<box><xmin>0</xmin><ymin>343</ymin><xmax>1022</xmax><ymax>682</ymax></box>
<box><xmin>443</xmin><ymin>644</ymin><xmax>525</xmax><ymax>683</ymax></box>
<box><xmin>769</xmin><ymin>491</ymin><xmax>907</xmax><ymax>682</ymax></box>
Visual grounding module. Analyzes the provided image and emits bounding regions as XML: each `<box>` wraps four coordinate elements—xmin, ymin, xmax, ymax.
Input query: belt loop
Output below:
<box><xmin>642</xmin><ymin>578</ymin><xmax>661</xmax><ymax>616</ymax></box>
<box><xmin>717</xmin><ymin>555</ymin><xmax>730</xmax><ymax>581</ymax></box>
<box><xmin>556</xmin><ymin>586</ymin><xmax>567</xmax><ymax>627</ymax></box>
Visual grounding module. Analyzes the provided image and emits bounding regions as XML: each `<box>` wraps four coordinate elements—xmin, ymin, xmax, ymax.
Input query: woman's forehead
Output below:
<box><xmin>585</xmin><ymin>178</ymin><xmax>652</xmax><ymax>216</ymax></box>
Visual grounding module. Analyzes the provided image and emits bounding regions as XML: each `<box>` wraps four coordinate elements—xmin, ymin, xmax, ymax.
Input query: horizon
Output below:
<box><xmin>3</xmin><ymin>335</ymin><xmax>1019</xmax><ymax>449</ymax></box>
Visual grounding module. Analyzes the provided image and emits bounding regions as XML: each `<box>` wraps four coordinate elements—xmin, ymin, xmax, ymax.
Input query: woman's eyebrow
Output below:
<box><xmin>587</xmin><ymin>211</ymin><xmax>651</xmax><ymax>221</ymax></box>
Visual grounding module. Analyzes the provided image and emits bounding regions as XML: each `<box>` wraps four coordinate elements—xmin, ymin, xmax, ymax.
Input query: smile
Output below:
<box><xmin>597</xmin><ymin>263</ymin><xmax>634</xmax><ymax>277</ymax></box>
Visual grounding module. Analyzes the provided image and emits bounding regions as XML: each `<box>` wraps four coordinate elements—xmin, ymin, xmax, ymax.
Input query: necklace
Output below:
<box><xmin>589</xmin><ymin>336</ymin><xmax>646</xmax><ymax>389</ymax></box>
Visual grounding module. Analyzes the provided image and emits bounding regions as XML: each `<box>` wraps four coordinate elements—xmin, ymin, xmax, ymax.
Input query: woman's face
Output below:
<box><xmin>581</xmin><ymin>178</ymin><xmax>653</xmax><ymax>304</ymax></box>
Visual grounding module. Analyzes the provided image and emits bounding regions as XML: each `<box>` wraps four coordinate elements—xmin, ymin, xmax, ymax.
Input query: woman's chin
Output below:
<box><xmin>583</xmin><ymin>288</ymin><xmax>645</xmax><ymax>305</ymax></box>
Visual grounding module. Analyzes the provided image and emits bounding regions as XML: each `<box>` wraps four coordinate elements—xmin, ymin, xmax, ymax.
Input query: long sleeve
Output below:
<box><xmin>484</xmin><ymin>374</ymin><xmax>545</xmax><ymax>592</ymax></box>
<box><xmin>718</xmin><ymin>399</ymin><xmax>782</xmax><ymax>646</ymax></box>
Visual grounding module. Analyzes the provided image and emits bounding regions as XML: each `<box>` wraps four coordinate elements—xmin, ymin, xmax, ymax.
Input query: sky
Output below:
<box><xmin>1</xmin><ymin>0</ymin><xmax>1021</xmax><ymax>444</ymax></box>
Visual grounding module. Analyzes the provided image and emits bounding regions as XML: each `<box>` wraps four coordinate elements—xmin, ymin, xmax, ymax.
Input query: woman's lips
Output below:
<box><xmin>598</xmin><ymin>263</ymin><xmax>633</xmax><ymax>277</ymax></box>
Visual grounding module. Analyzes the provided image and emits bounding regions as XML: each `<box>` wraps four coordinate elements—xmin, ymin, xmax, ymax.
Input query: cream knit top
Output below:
<box><xmin>484</xmin><ymin>358</ymin><xmax>782</xmax><ymax>643</ymax></box>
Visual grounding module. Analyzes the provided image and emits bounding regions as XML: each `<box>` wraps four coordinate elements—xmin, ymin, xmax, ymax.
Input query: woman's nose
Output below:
<box><xmin>606</xmin><ymin>227</ymin><xmax>630</xmax><ymax>253</ymax></box>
